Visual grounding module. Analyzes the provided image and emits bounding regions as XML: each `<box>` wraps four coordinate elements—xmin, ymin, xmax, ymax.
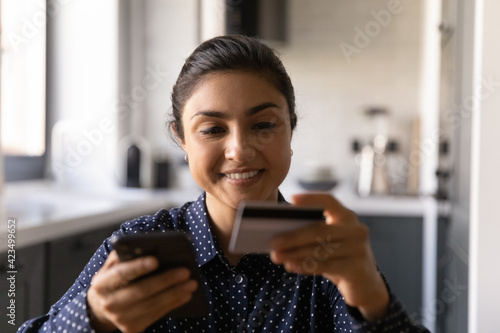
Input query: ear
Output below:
<box><xmin>171</xmin><ymin>122</ymin><xmax>186</xmax><ymax>150</ymax></box>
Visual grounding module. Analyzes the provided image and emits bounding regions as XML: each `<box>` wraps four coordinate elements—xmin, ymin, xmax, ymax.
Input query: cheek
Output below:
<box><xmin>187</xmin><ymin>140</ymin><xmax>222</xmax><ymax>168</ymax></box>
<box><xmin>263</xmin><ymin>132</ymin><xmax>292</xmax><ymax>161</ymax></box>
<box><xmin>252</xmin><ymin>125</ymin><xmax>291</xmax><ymax>152</ymax></box>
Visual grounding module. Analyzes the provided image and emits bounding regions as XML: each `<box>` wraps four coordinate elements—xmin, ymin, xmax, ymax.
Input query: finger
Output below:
<box><xmin>106</xmin><ymin>267</ymin><xmax>192</xmax><ymax>310</ymax></box>
<box><xmin>270</xmin><ymin>239</ymin><xmax>345</xmax><ymax>265</ymax></box>
<box><xmin>282</xmin><ymin>256</ymin><xmax>353</xmax><ymax>276</ymax></box>
<box><xmin>135</xmin><ymin>279</ymin><xmax>198</xmax><ymax>321</ymax></box>
<box><xmin>97</xmin><ymin>250</ymin><xmax>120</xmax><ymax>270</ymax></box>
<box><xmin>110</xmin><ymin>279</ymin><xmax>198</xmax><ymax>332</ymax></box>
<box><xmin>108</xmin><ymin>256</ymin><xmax>159</xmax><ymax>291</ymax></box>
<box><xmin>271</xmin><ymin>223</ymin><xmax>344</xmax><ymax>252</ymax></box>
<box><xmin>94</xmin><ymin>252</ymin><xmax>159</xmax><ymax>293</ymax></box>
<box><xmin>291</xmin><ymin>193</ymin><xmax>357</xmax><ymax>225</ymax></box>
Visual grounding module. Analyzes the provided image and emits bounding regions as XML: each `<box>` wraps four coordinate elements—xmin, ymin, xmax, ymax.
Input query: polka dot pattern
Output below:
<box><xmin>17</xmin><ymin>192</ymin><xmax>429</xmax><ymax>333</ymax></box>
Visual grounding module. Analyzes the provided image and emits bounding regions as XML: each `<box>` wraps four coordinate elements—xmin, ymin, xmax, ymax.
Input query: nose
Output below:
<box><xmin>224</xmin><ymin>129</ymin><xmax>256</xmax><ymax>162</ymax></box>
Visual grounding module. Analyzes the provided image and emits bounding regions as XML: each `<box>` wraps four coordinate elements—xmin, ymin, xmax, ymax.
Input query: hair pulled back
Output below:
<box><xmin>170</xmin><ymin>35</ymin><xmax>297</xmax><ymax>141</ymax></box>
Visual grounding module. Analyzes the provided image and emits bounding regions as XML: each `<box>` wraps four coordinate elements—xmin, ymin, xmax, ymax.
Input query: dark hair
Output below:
<box><xmin>170</xmin><ymin>34</ymin><xmax>297</xmax><ymax>141</ymax></box>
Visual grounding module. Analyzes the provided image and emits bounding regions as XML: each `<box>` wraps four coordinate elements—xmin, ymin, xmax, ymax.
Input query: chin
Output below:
<box><xmin>237</xmin><ymin>190</ymin><xmax>278</xmax><ymax>203</ymax></box>
<box><xmin>220</xmin><ymin>192</ymin><xmax>264</xmax><ymax>209</ymax></box>
<box><xmin>207</xmin><ymin>184</ymin><xmax>280</xmax><ymax>209</ymax></box>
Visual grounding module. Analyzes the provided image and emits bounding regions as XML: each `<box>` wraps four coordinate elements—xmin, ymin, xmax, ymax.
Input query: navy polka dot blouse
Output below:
<box><xmin>18</xmin><ymin>192</ymin><xmax>429</xmax><ymax>332</ymax></box>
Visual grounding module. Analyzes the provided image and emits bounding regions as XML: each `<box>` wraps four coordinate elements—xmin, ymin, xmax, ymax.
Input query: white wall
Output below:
<box><xmin>141</xmin><ymin>0</ymin><xmax>424</xmax><ymax>190</ymax></box>
<box><xmin>140</xmin><ymin>0</ymin><xmax>199</xmax><ymax>177</ymax></box>
<box><xmin>278</xmin><ymin>0</ymin><xmax>423</xmax><ymax>188</ymax></box>
<box><xmin>469</xmin><ymin>0</ymin><xmax>500</xmax><ymax>331</ymax></box>
<box><xmin>47</xmin><ymin>0</ymin><xmax>118</xmax><ymax>189</ymax></box>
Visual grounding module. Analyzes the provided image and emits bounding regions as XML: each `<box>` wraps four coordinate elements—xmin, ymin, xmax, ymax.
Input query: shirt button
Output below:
<box><xmin>235</xmin><ymin>275</ymin><xmax>244</xmax><ymax>284</ymax></box>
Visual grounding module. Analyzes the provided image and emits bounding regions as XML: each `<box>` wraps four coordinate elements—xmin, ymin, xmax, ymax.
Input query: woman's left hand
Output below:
<box><xmin>269</xmin><ymin>193</ymin><xmax>390</xmax><ymax>322</ymax></box>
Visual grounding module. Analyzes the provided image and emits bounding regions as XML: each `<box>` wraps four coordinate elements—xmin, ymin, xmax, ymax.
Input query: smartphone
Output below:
<box><xmin>228</xmin><ymin>201</ymin><xmax>325</xmax><ymax>254</ymax></box>
<box><xmin>111</xmin><ymin>232</ymin><xmax>210</xmax><ymax>318</ymax></box>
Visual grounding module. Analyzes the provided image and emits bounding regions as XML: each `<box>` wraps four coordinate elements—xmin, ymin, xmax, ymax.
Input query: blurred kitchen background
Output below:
<box><xmin>1</xmin><ymin>0</ymin><xmax>500</xmax><ymax>332</ymax></box>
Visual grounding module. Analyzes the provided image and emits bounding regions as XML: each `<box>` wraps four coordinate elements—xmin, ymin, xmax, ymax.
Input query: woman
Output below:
<box><xmin>18</xmin><ymin>35</ymin><xmax>429</xmax><ymax>333</ymax></box>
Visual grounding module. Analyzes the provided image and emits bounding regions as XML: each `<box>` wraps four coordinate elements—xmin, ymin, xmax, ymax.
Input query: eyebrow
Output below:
<box><xmin>246</xmin><ymin>102</ymin><xmax>281</xmax><ymax>116</ymax></box>
<box><xmin>190</xmin><ymin>102</ymin><xmax>281</xmax><ymax>120</ymax></box>
<box><xmin>190</xmin><ymin>110</ymin><xmax>227</xmax><ymax>120</ymax></box>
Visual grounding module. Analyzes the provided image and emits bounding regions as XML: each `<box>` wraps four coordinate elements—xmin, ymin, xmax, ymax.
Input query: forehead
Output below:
<box><xmin>183</xmin><ymin>71</ymin><xmax>287</xmax><ymax>117</ymax></box>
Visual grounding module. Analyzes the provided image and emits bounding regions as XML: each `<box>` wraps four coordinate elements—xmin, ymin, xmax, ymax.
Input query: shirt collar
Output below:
<box><xmin>184</xmin><ymin>191</ymin><xmax>288</xmax><ymax>267</ymax></box>
<box><xmin>184</xmin><ymin>192</ymin><xmax>219</xmax><ymax>267</ymax></box>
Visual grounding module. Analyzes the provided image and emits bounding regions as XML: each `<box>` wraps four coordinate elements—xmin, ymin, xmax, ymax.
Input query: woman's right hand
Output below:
<box><xmin>87</xmin><ymin>250</ymin><xmax>198</xmax><ymax>333</ymax></box>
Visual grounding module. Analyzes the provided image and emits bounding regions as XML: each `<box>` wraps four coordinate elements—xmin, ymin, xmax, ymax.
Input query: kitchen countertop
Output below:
<box><xmin>280</xmin><ymin>180</ymin><xmax>450</xmax><ymax>217</ymax></box>
<box><xmin>0</xmin><ymin>180</ymin><xmax>201</xmax><ymax>252</ymax></box>
<box><xmin>1</xmin><ymin>179</ymin><xmax>449</xmax><ymax>252</ymax></box>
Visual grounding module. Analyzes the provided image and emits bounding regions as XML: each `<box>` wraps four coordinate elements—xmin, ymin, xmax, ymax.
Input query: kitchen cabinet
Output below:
<box><xmin>46</xmin><ymin>224</ymin><xmax>121</xmax><ymax>307</ymax></box>
<box><xmin>0</xmin><ymin>244</ymin><xmax>46</xmax><ymax>333</ymax></box>
<box><xmin>360</xmin><ymin>215</ymin><xmax>447</xmax><ymax>331</ymax></box>
<box><xmin>359</xmin><ymin>216</ymin><xmax>424</xmax><ymax>318</ymax></box>
<box><xmin>0</xmin><ymin>223</ymin><xmax>121</xmax><ymax>333</ymax></box>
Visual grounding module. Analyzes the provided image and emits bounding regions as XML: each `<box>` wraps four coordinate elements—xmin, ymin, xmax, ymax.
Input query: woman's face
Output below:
<box><xmin>178</xmin><ymin>70</ymin><xmax>292</xmax><ymax>212</ymax></box>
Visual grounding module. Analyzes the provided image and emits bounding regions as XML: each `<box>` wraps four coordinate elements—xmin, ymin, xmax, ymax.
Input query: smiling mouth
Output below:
<box><xmin>222</xmin><ymin>170</ymin><xmax>263</xmax><ymax>180</ymax></box>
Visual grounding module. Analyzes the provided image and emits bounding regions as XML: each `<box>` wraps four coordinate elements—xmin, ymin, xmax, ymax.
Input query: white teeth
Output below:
<box><xmin>226</xmin><ymin>171</ymin><xmax>259</xmax><ymax>180</ymax></box>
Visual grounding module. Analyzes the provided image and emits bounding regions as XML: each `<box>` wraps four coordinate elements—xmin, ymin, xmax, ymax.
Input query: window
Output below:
<box><xmin>1</xmin><ymin>0</ymin><xmax>47</xmax><ymax>181</ymax></box>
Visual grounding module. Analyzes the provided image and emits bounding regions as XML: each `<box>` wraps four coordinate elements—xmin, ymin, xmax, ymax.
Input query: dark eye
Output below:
<box><xmin>200</xmin><ymin>127</ymin><xmax>225</xmax><ymax>135</ymax></box>
<box><xmin>253</xmin><ymin>122</ymin><xmax>276</xmax><ymax>130</ymax></box>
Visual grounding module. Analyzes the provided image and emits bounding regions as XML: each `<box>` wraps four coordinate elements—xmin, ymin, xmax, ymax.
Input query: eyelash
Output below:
<box><xmin>200</xmin><ymin>122</ymin><xmax>276</xmax><ymax>136</ymax></box>
<box><xmin>200</xmin><ymin>127</ymin><xmax>225</xmax><ymax>135</ymax></box>
<box><xmin>253</xmin><ymin>122</ymin><xmax>276</xmax><ymax>130</ymax></box>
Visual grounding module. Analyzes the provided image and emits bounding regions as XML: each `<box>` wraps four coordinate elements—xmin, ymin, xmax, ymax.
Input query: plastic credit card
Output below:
<box><xmin>228</xmin><ymin>201</ymin><xmax>324</xmax><ymax>254</ymax></box>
